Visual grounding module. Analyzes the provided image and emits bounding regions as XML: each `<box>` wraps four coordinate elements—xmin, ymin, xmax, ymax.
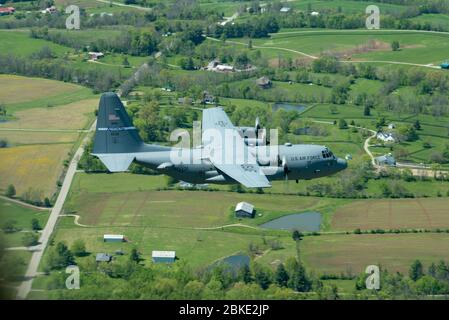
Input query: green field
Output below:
<box><xmin>66</xmin><ymin>178</ymin><xmax>325</xmax><ymax>228</ymax></box>
<box><xmin>44</xmin><ymin>171</ymin><xmax>449</xmax><ymax>276</ymax></box>
<box><xmin>331</xmin><ymin>198</ymin><xmax>449</xmax><ymax>231</ymax></box>
<box><xmin>288</xmin><ymin>0</ymin><xmax>408</xmax><ymax>15</ymax></box>
<box><xmin>230</xmin><ymin>30</ymin><xmax>449</xmax><ymax>65</ymax></box>
<box><xmin>301</xmin><ymin>233</ymin><xmax>449</xmax><ymax>274</ymax></box>
<box><xmin>0</xmin><ymin>198</ymin><xmax>49</xmax><ymax>247</ymax></box>
<box><xmin>411</xmin><ymin>14</ymin><xmax>449</xmax><ymax>30</ymax></box>
<box><xmin>0</xmin><ymin>31</ymin><xmax>70</xmax><ymax>57</ymax></box>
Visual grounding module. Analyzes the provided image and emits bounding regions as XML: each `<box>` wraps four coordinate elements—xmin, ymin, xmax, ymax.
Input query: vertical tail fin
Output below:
<box><xmin>92</xmin><ymin>92</ymin><xmax>143</xmax><ymax>172</ymax></box>
<box><xmin>93</xmin><ymin>92</ymin><xmax>143</xmax><ymax>155</ymax></box>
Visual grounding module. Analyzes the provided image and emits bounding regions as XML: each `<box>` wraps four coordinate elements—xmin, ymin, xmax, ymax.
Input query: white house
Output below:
<box><xmin>88</xmin><ymin>52</ymin><xmax>104</xmax><ymax>61</ymax></box>
<box><xmin>206</xmin><ymin>60</ymin><xmax>235</xmax><ymax>72</ymax></box>
<box><xmin>311</xmin><ymin>11</ymin><xmax>320</xmax><ymax>16</ymax></box>
<box><xmin>376</xmin><ymin>132</ymin><xmax>395</xmax><ymax>143</ymax></box>
<box><xmin>280</xmin><ymin>7</ymin><xmax>291</xmax><ymax>13</ymax></box>
<box><xmin>41</xmin><ymin>6</ymin><xmax>57</xmax><ymax>14</ymax></box>
<box><xmin>215</xmin><ymin>64</ymin><xmax>234</xmax><ymax>72</ymax></box>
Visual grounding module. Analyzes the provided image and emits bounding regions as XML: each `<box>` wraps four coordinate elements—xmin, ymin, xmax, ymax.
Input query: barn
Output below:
<box><xmin>103</xmin><ymin>234</ymin><xmax>124</xmax><ymax>242</ymax></box>
<box><xmin>235</xmin><ymin>202</ymin><xmax>255</xmax><ymax>218</ymax></box>
<box><xmin>152</xmin><ymin>251</ymin><xmax>176</xmax><ymax>263</ymax></box>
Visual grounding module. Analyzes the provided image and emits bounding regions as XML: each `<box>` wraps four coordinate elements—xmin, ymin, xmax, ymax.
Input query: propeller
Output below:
<box><xmin>277</xmin><ymin>155</ymin><xmax>290</xmax><ymax>180</ymax></box>
<box><xmin>282</xmin><ymin>155</ymin><xmax>290</xmax><ymax>181</ymax></box>
<box><xmin>255</xmin><ymin>117</ymin><xmax>261</xmax><ymax>138</ymax></box>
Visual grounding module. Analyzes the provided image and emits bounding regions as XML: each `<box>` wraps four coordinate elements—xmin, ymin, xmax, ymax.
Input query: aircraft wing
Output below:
<box><xmin>202</xmin><ymin>107</ymin><xmax>271</xmax><ymax>188</ymax></box>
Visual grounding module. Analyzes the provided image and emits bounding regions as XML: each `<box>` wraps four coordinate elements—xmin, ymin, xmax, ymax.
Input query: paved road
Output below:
<box><xmin>15</xmin><ymin>120</ymin><xmax>96</xmax><ymax>300</ymax></box>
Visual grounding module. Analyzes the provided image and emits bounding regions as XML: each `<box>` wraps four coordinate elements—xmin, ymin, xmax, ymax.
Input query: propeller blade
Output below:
<box><xmin>282</xmin><ymin>156</ymin><xmax>288</xmax><ymax>181</ymax></box>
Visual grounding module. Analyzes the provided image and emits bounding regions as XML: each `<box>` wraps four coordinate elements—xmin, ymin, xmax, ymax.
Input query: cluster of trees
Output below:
<box><xmin>311</xmin><ymin>56</ymin><xmax>449</xmax><ymax>117</ymax></box>
<box><xmin>36</xmin><ymin>237</ymin><xmax>449</xmax><ymax>299</ymax></box>
<box><xmin>1</xmin><ymin>0</ymin><xmax>222</xmax><ymax>30</ymax></box>
<box><xmin>380</xmin><ymin>180</ymin><xmax>415</xmax><ymax>198</ymax></box>
<box><xmin>20</xmin><ymin>187</ymin><xmax>51</xmax><ymax>207</ymax></box>
<box><xmin>208</xmin><ymin>15</ymin><xmax>279</xmax><ymax>39</ymax></box>
<box><xmin>30</xmin><ymin>27</ymin><xmax>160</xmax><ymax>56</ymax></box>
<box><xmin>0</xmin><ymin>7</ymin><xmax>157</xmax><ymax>30</ymax></box>
<box><xmin>164</xmin><ymin>0</ymin><xmax>222</xmax><ymax>21</ymax></box>
<box><xmin>306</xmin><ymin>162</ymin><xmax>374</xmax><ymax>198</ymax></box>
<box><xmin>1</xmin><ymin>215</ymin><xmax>41</xmax><ymax>247</ymax></box>
<box><xmin>239</xmin><ymin>1</ymin><xmax>449</xmax><ymax>33</ymax></box>
<box><xmin>355</xmin><ymin>259</ymin><xmax>449</xmax><ymax>297</ymax></box>
<box><xmin>0</xmin><ymin>53</ymin><xmax>122</xmax><ymax>93</ymax></box>
<box><xmin>45</xmin><ymin>241</ymin><xmax>75</xmax><ymax>271</ymax></box>
<box><xmin>44</xmin><ymin>249</ymin><xmax>342</xmax><ymax>299</ymax></box>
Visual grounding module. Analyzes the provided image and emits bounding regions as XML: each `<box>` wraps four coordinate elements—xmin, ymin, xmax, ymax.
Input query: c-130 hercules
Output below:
<box><xmin>92</xmin><ymin>93</ymin><xmax>347</xmax><ymax>188</ymax></box>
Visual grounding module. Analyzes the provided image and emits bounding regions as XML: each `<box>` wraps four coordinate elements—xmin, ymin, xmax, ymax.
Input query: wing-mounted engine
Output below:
<box><xmin>236</xmin><ymin>117</ymin><xmax>268</xmax><ymax>146</ymax></box>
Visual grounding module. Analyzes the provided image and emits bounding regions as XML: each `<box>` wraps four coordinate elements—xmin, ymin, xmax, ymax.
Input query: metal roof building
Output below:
<box><xmin>152</xmin><ymin>251</ymin><xmax>176</xmax><ymax>263</ymax></box>
<box><xmin>375</xmin><ymin>153</ymin><xmax>396</xmax><ymax>166</ymax></box>
<box><xmin>103</xmin><ymin>234</ymin><xmax>124</xmax><ymax>242</ymax></box>
<box><xmin>235</xmin><ymin>202</ymin><xmax>255</xmax><ymax>218</ymax></box>
<box><xmin>96</xmin><ymin>253</ymin><xmax>112</xmax><ymax>262</ymax></box>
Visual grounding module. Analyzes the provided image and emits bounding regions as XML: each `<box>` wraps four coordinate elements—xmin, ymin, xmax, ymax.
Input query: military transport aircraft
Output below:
<box><xmin>92</xmin><ymin>92</ymin><xmax>347</xmax><ymax>188</ymax></box>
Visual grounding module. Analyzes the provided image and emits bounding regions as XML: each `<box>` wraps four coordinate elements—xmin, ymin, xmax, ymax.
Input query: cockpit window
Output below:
<box><xmin>322</xmin><ymin>149</ymin><xmax>333</xmax><ymax>159</ymax></box>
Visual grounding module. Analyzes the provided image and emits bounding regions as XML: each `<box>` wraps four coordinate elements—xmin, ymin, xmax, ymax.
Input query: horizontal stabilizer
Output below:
<box><xmin>93</xmin><ymin>153</ymin><xmax>135</xmax><ymax>172</ymax></box>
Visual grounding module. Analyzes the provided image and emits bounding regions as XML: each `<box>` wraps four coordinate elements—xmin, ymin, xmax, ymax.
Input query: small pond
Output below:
<box><xmin>272</xmin><ymin>103</ymin><xmax>307</xmax><ymax>113</ymax></box>
<box><xmin>211</xmin><ymin>254</ymin><xmax>250</xmax><ymax>273</ymax></box>
<box><xmin>260</xmin><ymin>212</ymin><xmax>322</xmax><ymax>232</ymax></box>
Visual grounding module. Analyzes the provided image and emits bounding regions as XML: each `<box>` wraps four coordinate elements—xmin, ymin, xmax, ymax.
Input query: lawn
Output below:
<box><xmin>64</xmin><ymin>188</ymin><xmax>322</xmax><ymax>228</ymax></box>
<box><xmin>301</xmin><ymin>233</ymin><xmax>449</xmax><ymax>274</ymax></box>
<box><xmin>50</xmin><ymin>223</ymin><xmax>271</xmax><ymax>268</ymax></box>
<box><xmin>331</xmin><ymin>197</ymin><xmax>449</xmax><ymax>231</ymax></box>
<box><xmin>0</xmin><ymin>198</ymin><xmax>49</xmax><ymax>247</ymax></box>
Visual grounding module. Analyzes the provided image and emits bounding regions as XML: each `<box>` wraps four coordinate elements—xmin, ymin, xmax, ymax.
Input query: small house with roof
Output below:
<box><xmin>235</xmin><ymin>202</ymin><xmax>255</xmax><ymax>218</ymax></box>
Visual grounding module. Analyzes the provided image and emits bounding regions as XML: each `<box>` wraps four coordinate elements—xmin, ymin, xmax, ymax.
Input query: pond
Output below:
<box><xmin>272</xmin><ymin>103</ymin><xmax>307</xmax><ymax>113</ymax></box>
<box><xmin>210</xmin><ymin>254</ymin><xmax>250</xmax><ymax>273</ymax></box>
<box><xmin>260</xmin><ymin>212</ymin><xmax>322</xmax><ymax>232</ymax></box>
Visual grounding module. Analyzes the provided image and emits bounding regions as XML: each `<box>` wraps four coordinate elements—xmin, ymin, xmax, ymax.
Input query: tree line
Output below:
<box><xmin>0</xmin><ymin>53</ymin><xmax>123</xmax><ymax>93</ymax></box>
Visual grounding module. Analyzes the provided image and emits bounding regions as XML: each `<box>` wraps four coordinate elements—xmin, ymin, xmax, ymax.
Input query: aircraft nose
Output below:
<box><xmin>336</xmin><ymin>158</ymin><xmax>347</xmax><ymax>170</ymax></box>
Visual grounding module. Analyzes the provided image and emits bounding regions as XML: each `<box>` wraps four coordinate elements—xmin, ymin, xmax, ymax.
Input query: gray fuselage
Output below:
<box><xmin>134</xmin><ymin>144</ymin><xmax>347</xmax><ymax>184</ymax></box>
